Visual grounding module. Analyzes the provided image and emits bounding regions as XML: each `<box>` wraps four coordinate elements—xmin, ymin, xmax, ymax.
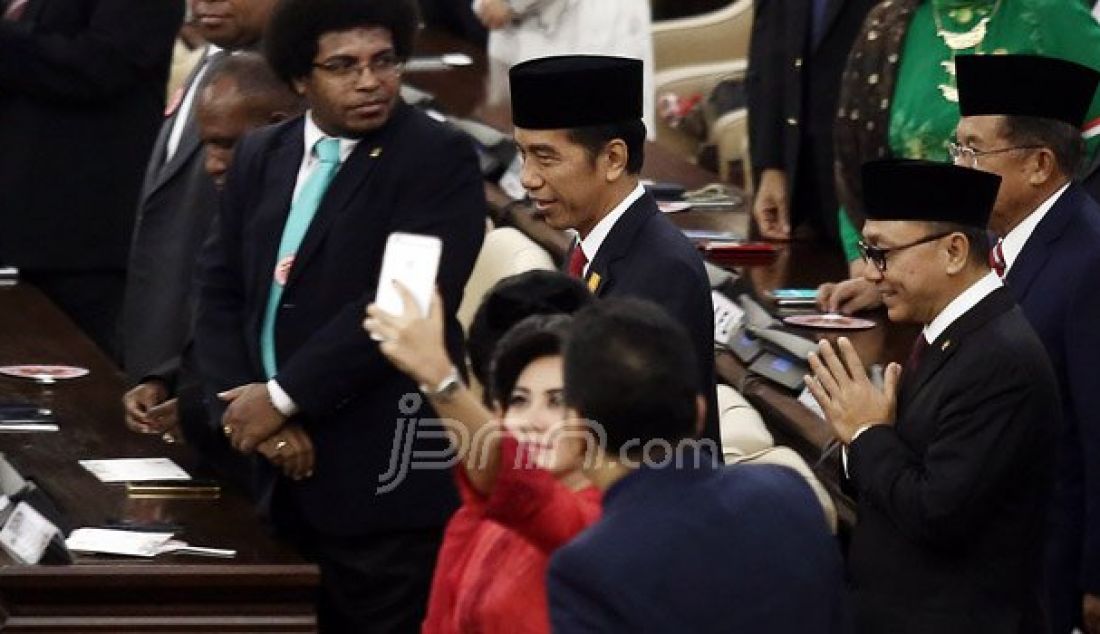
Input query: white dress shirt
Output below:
<box><xmin>267</xmin><ymin>112</ymin><xmax>360</xmax><ymax>416</ymax></box>
<box><xmin>575</xmin><ymin>182</ymin><xmax>645</xmax><ymax>276</ymax></box>
<box><xmin>998</xmin><ymin>183</ymin><xmax>1069</xmax><ymax>275</ymax></box>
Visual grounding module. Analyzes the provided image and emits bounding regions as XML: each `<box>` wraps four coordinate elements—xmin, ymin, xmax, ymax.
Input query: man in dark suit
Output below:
<box><xmin>807</xmin><ymin>160</ymin><xmax>1060</xmax><ymax>634</ymax></box>
<box><xmin>953</xmin><ymin>54</ymin><xmax>1100</xmax><ymax>634</ymax></box>
<box><xmin>508</xmin><ymin>55</ymin><xmax>719</xmax><ymax>449</ymax></box>
<box><xmin>0</xmin><ymin>0</ymin><xmax>182</xmax><ymax>353</ymax></box>
<box><xmin>1084</xmin><ymin>152</ymin><xmax>1100</xmax><ymax>204</ymax></box>
<box><xmin>746</xmin><ymin>0</ymin><xmax>875</xmax><ymax>241</ymax></box>
<box><xmin>125</xmin><ymin>53</ymin><xmax>305</xmax><ymax>488</ymax></box>
<box><xmin>193</xmin><ymin>0</ymin><xmax>485</xmax><ymax>630</ymax></box>
<box><xmin>121</xmin><ymin>0</ymin><xmax>277</xmax><ymax>450</ymax></box>
<box><xmin>547</xmin><ymin>298</ymin><xmax>846</xmax><ymax>633</ymax></box>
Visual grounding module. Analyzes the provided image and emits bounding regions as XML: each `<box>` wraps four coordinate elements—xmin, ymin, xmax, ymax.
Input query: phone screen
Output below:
<box><xmin>374</xmin><ymin>232</ymin><xmax>443</xmax><ymax>317</ymax></box>
<box><xmin>770</xmin><ymin>288</ymin><xmax>817</xmax><ymax>300</ymax></box>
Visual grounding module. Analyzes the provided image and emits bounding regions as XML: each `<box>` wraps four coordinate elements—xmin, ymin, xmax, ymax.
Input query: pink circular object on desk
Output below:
<box><xmin>782</xmin><ymin>314</ymin><xmax>876</xmax><ymax>331</ymax></box>
<box><xmin>0</xmin><ymin>364</ymin><xmax>90</xmax><ymax>381</ymax></box>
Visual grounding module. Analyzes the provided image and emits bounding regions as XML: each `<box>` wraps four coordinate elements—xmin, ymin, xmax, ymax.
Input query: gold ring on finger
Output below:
<box><xmin>223</xmin><ymin>425</ymin><xmax>233</xmax><ymax>437</ymax></box>
<box><xmin>275</xmin><ymin>439</ymin><xmax>288</xmax><ymax>452</ymax></box>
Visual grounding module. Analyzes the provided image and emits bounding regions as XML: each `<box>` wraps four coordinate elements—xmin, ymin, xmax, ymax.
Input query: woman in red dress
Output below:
<box><xmin>365</xmin><ymin>285</ymin><xmax>599</xmax><ymax>634</ymax></box>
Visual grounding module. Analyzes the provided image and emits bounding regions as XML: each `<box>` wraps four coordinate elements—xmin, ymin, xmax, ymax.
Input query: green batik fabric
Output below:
<box><xmin>839</xmin><ymin>0</ymin><xmax>1100</xmax><ymax>262</ymax></box>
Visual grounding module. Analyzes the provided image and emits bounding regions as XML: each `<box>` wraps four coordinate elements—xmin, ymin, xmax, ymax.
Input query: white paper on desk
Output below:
<box><xmin>66</xmin><ymin>528</ymin><xmax>175</xmax><ymax>557</ymax></box>
<box><xmin>66</xmin><ymin>529</ymin><xmax>237</xmax><ymax>559</ymax></box>
<box><xmin>78</xmin><ymin>458</ymin><xmax>190</xmax><ymax>483</ymax></box>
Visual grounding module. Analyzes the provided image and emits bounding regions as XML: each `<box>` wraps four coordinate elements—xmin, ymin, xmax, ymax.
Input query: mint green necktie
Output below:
<box><xmin>260</xmin><ymin>137</ymin><xmax>342</xmax><ymax>378</ymax></box>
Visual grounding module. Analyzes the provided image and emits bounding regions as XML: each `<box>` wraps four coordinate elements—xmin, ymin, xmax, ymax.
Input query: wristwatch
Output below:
<box><xmin>419</xmin><ymin>366</ymin><xmax>463</xmax><ymax>403</ymax></box>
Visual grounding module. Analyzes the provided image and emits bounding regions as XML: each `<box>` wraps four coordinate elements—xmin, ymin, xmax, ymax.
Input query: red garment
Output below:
<box><xmin>422</xmin><ymin>435</ymin><xmax>601</xmax><ymax>634</ymax></box>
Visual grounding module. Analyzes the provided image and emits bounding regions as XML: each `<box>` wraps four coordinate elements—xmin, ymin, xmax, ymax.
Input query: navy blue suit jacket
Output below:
<box><xmin>1004</xmin><ymin>184</ymin><xmax>1100</xmax><ymax>632</ymax></box>
<box><xmin>582</xmin><ymin>192</ymin><xmax>720</xmax><ymax>446</ymax></box>
<box><xmin>194</xmin><ymin>102</ymin><xmax>485</xmax><ymax>536</ymax></box>
<box><xmin>547</xmin><ymin>458</ymin><xmax>846</xmax><ymax>633</ymax></box>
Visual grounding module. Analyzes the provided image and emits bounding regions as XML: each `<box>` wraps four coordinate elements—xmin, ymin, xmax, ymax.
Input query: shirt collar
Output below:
<box><xmin>1000</xmin><ymin>182</ymin><xmax>1070</xmax><ymax>274</ymax></box>
<box><xmin>923</xmin><ymin>271</ymin><xmax>1002</xmax><ymax>344</ymax></box>
<box><xmin>577</xmin><ymin>183</ymin><xmax>646</xmax><ymax>267</ymax></box>
<box><xmin>302</xmin><ymin>111</ymin><xmax>360</xmax><ymax>164</ymax></box>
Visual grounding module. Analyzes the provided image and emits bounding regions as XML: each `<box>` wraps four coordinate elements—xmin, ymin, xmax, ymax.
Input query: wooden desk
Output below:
<box><xmin>0</xmin><ymin>284</ymin><xmax>318</xmax><ymax>632</ymax></box>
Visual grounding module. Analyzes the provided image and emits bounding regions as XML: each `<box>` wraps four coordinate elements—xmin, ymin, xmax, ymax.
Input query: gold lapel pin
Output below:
<box><xmin>586</xmin><ymin>272</ymin><xmax>602</xmax><ymax>293</ymax></box>
<box><xmin>941</xmin><ymin>339</ymin><xmax>952</xmax><ymax>351</ymax></box>
<box><xmin>369</xmin><ymin>147</ymin><xmax>383</xmax><ymax>158</ymax></box>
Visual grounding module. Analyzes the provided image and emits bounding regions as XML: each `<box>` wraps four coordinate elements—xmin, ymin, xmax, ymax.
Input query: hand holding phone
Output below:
<box><xmin>374</xmin><ymin>233</ymin><xmax>443</xmax><ymax>319</ymax></box>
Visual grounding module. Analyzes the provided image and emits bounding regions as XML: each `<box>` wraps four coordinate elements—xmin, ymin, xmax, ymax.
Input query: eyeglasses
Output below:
<box><xmin>947</xmin><ymin>141</ymin><xmax>1043</xmax><ymax>167</ymax></box>
<box><xmin>857</xmin><ymin>231</ymin><xmax>953</xmax><ymax>273</ymax></box>
<box><xmin>311</xmin><ymin>53</ymin><xmax>404</xmax><ymax>81</ymax></box>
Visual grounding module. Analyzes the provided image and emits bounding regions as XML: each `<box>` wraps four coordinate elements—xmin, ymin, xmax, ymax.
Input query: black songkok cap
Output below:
<box><xmin>509</xmin><ymin>55</ymin><xmax>643</xmax><ymax>129</ymax></box>
<box><xmin>861</xmin><ymin>159</ymin><xmax>1001</xmax><ymax>228</ymax></box>
<box><xmin>956</xmin><ymin>54</ymin><xmax>1100</xmax><ymax>128</ymax></box>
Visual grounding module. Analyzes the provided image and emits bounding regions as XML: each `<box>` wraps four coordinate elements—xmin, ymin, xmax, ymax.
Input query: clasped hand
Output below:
<box><xmin>805</xmin><ymin>337</ymin><xmax>900</xmax><ymax>444</ymax></box>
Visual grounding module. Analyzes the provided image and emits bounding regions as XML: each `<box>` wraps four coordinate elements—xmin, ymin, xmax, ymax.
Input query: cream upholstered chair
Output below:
<box><xmin>717</xmin><ymin>384</ymin><xmax>838</xmax><ymax>534</ymax></box>
<box><xmin>711</xmin><ymin>107</ymin><xmax>752</xmax><ymax>191</ymax></box>
<box><xmin>457</xmin><ymin>226</ymin><xmax>555</xmax><ymax>332</ymax></box>
<box><xmin>652</xmin><ymin>59</ymin><xmax>748</xmax><ymax>180</ymax></box>
<box><xmin>651</xmin><ymin>0</ymin><xmax>753</xmax><ymax>72</ymax></box>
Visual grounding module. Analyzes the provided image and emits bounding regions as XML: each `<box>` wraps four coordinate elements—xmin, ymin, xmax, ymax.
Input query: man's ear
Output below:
<box><xmin>603</xmin><ymin>139</ymin><xmax>629</xmax><ymax>182</ymax></box>
<box><xmin>944</xmin><ymin>233</ymin><xmax>969</xmax><ymax>275</ymax></box>
<box><xmin>291</xmin><ymin>77</ymin><xmax>308</xmax><ymax>97</ymax></box>
<box><xmin>1028</xmin><ymin>148</ymin><xmax>1060</xmax><ymax>187</ymax></box>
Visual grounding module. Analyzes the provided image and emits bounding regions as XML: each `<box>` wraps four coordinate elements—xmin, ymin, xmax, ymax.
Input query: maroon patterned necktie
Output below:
<box><xmin>989</xmin><ymin>238</ymin><xmax>1006</xmax><ymax>278</ymax></box>
<box><xmin>906</xmin><ymin>334</ymin><xmax>929</xmax><ymax>374</ymax></box>
<box><xmin>3</xmin><ymin>0</ymin><xmax>29</xmax><ymax>21</ymax></box>
<box><xmin>567</xmin><ymin>243</ymin><xmax>587</xmax><ymax>279</ymax></box>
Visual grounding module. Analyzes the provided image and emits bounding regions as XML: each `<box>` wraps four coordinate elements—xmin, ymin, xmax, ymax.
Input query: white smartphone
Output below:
<box><xmin>374</xmin><ymin>232</ymin><xmax>443</xmax><ymax>317</ymax></box>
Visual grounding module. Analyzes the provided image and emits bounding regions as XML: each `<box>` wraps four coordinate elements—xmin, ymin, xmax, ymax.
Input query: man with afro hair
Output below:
<box><xmin>193</xmin><ymin>0</ymin><xmax>486</xmax><ymax>629</ymax></box>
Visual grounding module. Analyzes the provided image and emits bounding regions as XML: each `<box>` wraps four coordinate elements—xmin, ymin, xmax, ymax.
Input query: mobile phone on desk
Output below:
<box><xmin>374</xmin><ymin>233</ymin><xmax>443</xmax><ymax>318</ymax></box>
<box><xmin>0</xmin><ymin>404</ymin><xmax>55</xmax><ymax>424</ymax></box>
<box><xmin>767</xmin><ymin>288</ymin><xmax>819</xmax><ymax>307</ymax></box>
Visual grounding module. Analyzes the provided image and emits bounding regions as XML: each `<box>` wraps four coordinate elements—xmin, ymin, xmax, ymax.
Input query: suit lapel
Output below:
<box><xmin>148</xmin><ymin>50</ymin><xmax>217</xmax><ymax>193</ymax></box>
<box><xmin>1006</xmin><ymin>185</ymin><xmax>1081</xmax><ymax>301</ymax></box>
<box><xmin>585</xmin><ymin>193</ymin><xmax>658</xmax><ymax>297</ymax></box>
<box><xmin>904</xmin><ymin>288</ymin><xmax>1016</xmax><ymax>403</ymax></box>
<box><xmin>252</xmin><ymin>122</ymin><xmax>303</xmax><ymax>301</ymax></box>
<box><xmin>284</xmin><ymin>104</ymin><xmax>408</xmax><ymax>289</ymax></box>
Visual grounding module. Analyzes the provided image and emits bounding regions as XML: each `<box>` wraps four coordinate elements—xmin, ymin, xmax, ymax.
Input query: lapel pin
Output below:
<box><xmin>586</xmin><ymin>272</ymin><xmax>602</xmax><ymax>293</ymax></box>
<box><xmin>369</xmin><ymin>147</ymin><xmax>383</xmax><ymax>158</ymax></box>
<box><xmin>941</xmin><ymin>339</ymin><xmax>952</xmax><ymax>352</ymax></box>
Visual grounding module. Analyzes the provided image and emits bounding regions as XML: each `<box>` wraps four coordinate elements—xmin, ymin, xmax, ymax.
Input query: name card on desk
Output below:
<box><xmin>0</xmin><ymin>499</ymin><xmax>60</xmax><ymax>564</ymax></box>
<box><xmin>79</xmin><ymin>458</ymin><xmax>190</xmax><ymax>483</ymax></box>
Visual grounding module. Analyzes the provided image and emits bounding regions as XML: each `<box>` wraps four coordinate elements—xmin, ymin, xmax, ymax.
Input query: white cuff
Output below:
<box><xmin>842</xmin><ymin>424</ymin><xmax>877</xmax><ymax>478</ymax></box>
<box><xmin>266</xmin><ymin>379</ymin><xmax>299</xmax><ymax>417</ymax></box>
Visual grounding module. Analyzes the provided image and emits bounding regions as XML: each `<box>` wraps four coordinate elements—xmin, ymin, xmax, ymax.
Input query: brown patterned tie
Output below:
<box><xmin>3</xmin><ymin>0</ymin><xmax>29</xmax><ymax>21</ymax></box>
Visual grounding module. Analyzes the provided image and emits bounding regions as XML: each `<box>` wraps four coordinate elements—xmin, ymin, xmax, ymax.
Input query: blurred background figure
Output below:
<box><xmin>746</xmin><ymin>0</ymin><xmax>876</xmax><ymax>243</ymax></box>
<box><xmin>0</xmin><ymin>0</ymin><xmax>183</xmax><ymax>355</ymax></box>
<box><xmin>474</xmin><ymin>0</ymin><xmax>655</xmax><ymax>135</ymax></box>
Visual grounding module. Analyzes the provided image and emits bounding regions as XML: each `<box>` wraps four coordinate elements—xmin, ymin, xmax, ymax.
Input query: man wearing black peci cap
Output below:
<box><xmin>807</xmin><ymin>159</ymin><xmax>1060</xmax><ymax>634</ymax></box>
<box><xmin>508</xmin><ymin>55</ymin><xmax>720</xmax><ymax>451</ymax></box>
<box><xmin>953</xmin><ymin>53</ymin><xmax>1100</xmax><ymax>634</ymax></box>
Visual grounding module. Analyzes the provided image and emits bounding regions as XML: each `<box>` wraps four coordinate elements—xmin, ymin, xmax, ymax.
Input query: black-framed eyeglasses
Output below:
<box><xmin>857</xmin><ymin>231</ymin><xmax>953</xmax><ymax>273</ymax></box>
<box><xmin>947</xmin><ymin>141</ymin><xmax>1043</xmax><ymax>167</ymax></box>
<box><xmin>311</xmin><ymin>53</ymin><xmax>404</xmax><ymax>80</ymax></box>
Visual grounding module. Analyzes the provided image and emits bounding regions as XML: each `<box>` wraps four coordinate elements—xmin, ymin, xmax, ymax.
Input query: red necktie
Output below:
<box><xmin>567</xmin><ymin>243</ymin><xmax>588</xmax><ymax>279</ymax></box>
<box><xmin>906</xmin><ymin>334</ymin><xmax>929</xmax><ymax>373</ymax></box>
<box><xmin>989</xmin><ymin>238</ymin><xmax>1006</xmax><ymax>278</ymax></box>
<box><xmin>3</xmin><ymin>0</ymin><xmax>28</xmax><ymax>21</ymax></box>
